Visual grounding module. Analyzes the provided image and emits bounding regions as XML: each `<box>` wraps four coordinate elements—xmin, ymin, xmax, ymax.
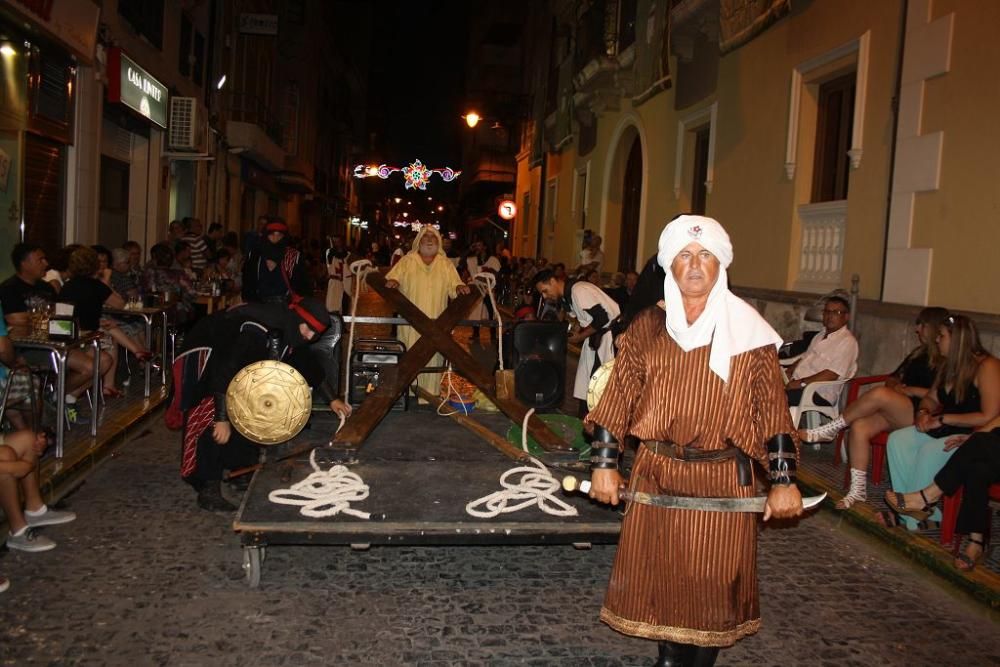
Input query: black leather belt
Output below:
<box><xmin>642</xmin><ymin>441</ymin><xmax>739</xmax><ymax>461</ymax></box>
<box><xmin>642</xmin><ymin>440</ymin><xmax>752</xmax><ymax>486</ymax></box>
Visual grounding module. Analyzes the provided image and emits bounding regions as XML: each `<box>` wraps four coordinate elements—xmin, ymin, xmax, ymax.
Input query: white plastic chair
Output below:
<box><xmin>788</xmin><ymin>379</ymin><xmax>849</xmax><ymax>430</ymax></box>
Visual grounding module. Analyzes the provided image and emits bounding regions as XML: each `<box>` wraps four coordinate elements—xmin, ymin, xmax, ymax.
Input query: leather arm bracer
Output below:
<box><xmin>213</xmin><ymin>393</ymin><xmax>228</xmax><ymax>423</ymax></box>
<box><xmin>766</xmin><ymin>433</ymin><xmax>797</xmax><ymax>486</ymax></box>
<box><xmin>590</xmin><ymin>425</ymin><xmax>621</xmax><ymax>471</ymax></box>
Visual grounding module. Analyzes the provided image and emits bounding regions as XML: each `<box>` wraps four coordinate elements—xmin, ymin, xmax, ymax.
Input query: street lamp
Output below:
<box><xmin>463</xmin><ymin>111</ymin><xmax>481</xmax><ymax>128</ymax></box>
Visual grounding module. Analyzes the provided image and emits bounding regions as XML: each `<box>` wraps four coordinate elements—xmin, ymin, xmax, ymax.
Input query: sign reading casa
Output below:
<box><xmin>106</xmin><ymin>48</ymin><xmax>168</xmax><ymax>128</ymax></box>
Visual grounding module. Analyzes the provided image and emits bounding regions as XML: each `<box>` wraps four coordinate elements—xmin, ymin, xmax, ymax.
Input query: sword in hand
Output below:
<box><xmin>562</xmin><ymin>476</ymin><xmax>826</xmax><ymax>514</ymax></box>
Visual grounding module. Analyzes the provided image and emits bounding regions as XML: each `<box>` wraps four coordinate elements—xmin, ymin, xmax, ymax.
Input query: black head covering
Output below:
<box><xmin>231</xmin><ymin>297</ymin><xmax>329</xmax><ymax>349</ymax></box>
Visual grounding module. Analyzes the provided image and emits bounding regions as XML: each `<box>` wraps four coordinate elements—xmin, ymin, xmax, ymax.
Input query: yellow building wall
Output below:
<box><xmin>914</xmin><ymin>0</ymin><xmax>1000</xmax><ymax>313</ymax></box>
<box><xmin>710</xmin><ymin>0</ymin><xmax>901</xmax><ymax>297</ymax></box>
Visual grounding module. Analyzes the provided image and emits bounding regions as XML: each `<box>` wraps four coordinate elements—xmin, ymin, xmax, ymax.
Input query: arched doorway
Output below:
<box><xmin>618</xmin><ymin>137</ymin><xmax>643</xmax><ymax>271</ymax></box>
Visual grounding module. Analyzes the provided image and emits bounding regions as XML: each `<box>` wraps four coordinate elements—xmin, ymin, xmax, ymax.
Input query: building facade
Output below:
<box><xmin>515</xmin><ymin>0</ymin><xmax>1000</xmax><ymax>317</ymax></box>
<box><xmin>0</xmin><ymin>0</ymin><xmax>367</xmax><ymax>277</ymax></box>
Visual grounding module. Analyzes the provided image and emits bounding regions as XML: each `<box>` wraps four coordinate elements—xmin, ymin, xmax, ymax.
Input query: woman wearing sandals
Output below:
<box><xmin>885</xmin><ymin>417</ymin><xmax>1000</xmax><ymax>571</ymax></box>
<box><xmin>799</xmin><ymin>307</ymin><xmax>950</xmax><ymax>509</ymax></box>
<box><xmin>881</xmin><ymin>315</ymin><xmax>1000</xmax><ymax>530</ymax></box>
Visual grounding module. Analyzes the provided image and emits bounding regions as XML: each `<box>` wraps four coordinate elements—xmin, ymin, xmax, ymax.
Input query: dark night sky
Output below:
<box><xmin>367</xmin><ymin>2</ymin><xmax>472</xmax><ymax>170</ymax></box>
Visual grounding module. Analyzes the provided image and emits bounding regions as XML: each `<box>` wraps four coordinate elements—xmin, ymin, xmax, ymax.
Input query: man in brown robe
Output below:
<box><xmin>585</xmin><ymin>215</ymin><xmax>804</xmax><ymax>667</ymax></box>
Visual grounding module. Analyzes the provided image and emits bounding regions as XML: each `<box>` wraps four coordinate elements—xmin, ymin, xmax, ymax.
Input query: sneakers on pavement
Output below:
<box><xmin>6</xmin><ymin>528</ymin><xmax>56</xmax><ymax>552</ymax></box>
<box><xmin>25</xmin><ymin>506</ymin><xmax>76</xmax><ymax>528</ymax></box>
<box><xmin>65</xmin><ymin>406</ymin><xmax>89</xmax><ymax>425</ymax></box>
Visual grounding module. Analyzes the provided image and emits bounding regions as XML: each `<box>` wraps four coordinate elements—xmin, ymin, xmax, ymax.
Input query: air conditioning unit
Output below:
<box><xmin>168</xmin><ymin>97</ymin><xmax>201</xmax><ymax>151</ymax></box>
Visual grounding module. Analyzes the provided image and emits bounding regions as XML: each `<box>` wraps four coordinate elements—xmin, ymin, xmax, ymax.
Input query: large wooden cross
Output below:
<box><xmin>329</xmin><ymin>273</ymin><xmax>573</xmax><ymax>456</ymax></box>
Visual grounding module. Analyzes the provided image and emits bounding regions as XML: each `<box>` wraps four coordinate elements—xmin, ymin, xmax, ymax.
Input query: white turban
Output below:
<box><xmin>657</xmin><ymin>215</ymin><xmax>782</xmax><ymax>382</ymax></box>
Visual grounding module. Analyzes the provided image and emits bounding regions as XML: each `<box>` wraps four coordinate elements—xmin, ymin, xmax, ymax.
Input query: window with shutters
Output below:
<box><xmin>811</xmin><ymin>73</ymin><xmax>855</xmax><ymax>203</ymax></box>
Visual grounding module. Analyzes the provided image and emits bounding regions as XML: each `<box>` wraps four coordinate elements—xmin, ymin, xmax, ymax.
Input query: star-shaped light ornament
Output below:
<box><xmin>402</xmin><ymin>160</ymin><xmax>432</xmax><ymax>190</ymax></box>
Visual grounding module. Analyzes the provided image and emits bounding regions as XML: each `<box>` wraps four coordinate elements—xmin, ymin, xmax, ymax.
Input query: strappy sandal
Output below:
<box><xmin>955</xmin><ymin>536</ymin><xmax>987</xmax><ymax>572</ymax></box>
<box><xmin>883</xmin><ymin>490</ymin><xmax>933</xmax><ymax>521</ymax></box>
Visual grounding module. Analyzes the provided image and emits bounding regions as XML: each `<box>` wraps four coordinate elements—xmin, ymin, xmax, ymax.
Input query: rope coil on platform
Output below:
<box><xmin>464</xmin><ymin>409</ymin><xmax>578</xmax><ymax>519</ymax></box>
<box><xmin>267</xmin><ymin>417</ymin><xmax>372</xmax><ymax>519</ymax></box>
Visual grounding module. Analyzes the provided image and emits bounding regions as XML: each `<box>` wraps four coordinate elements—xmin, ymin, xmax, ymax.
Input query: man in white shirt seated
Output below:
<box><xmin>576</xmin><ymin>235</ymin><xmax>605</xmax><ymax>276</ymax></box>
<box><xmin>785</xmin><ymin>296</ymin><xmax>858</xmax><ymax>406</ymax></box>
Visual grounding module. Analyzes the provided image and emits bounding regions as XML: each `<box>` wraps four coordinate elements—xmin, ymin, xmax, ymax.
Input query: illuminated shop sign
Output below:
<box><xmin>106</xmin><ymin>48</ymin><xmax>168</xmax><ymax>128</ymax></box>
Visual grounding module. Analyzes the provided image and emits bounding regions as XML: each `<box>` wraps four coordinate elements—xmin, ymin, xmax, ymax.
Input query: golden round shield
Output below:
<box><xmin>586</xmin><ymin>359</ymin><xmax>616</xmax><ymax>411</ymax></box>
<box><xmin>226</xmin><ymin>360</ymin><xmax>312</xmax><ymax>445</ymax></box>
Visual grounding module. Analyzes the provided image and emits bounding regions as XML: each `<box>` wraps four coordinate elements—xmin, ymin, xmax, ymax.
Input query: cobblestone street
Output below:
<box><xmin>2</xmin><ymin>411</ymin><xmax>999</xmax><ymax>667</ymax></box>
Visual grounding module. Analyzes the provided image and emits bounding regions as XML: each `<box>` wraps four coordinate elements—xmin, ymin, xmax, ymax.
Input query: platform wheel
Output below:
<box><xmin>243</xmin><ymin>546</ymin><xmax>262</xmax><ymax>588</ymax></box>
<box><xmin>350</xmin><ymin>543</ymin><xmax>371</xmax><ymax>551</ymax></box>
<box><xmin>572</xmin><ymin>542</ymin><xmax>592</xmax><ymax>550</ymax></box>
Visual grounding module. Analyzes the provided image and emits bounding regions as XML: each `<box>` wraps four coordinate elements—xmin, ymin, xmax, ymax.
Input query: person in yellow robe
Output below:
<box><xmin>385</xmin><ymin>226</ymin><xmax>470</xmax><ymax>398</ymax></box>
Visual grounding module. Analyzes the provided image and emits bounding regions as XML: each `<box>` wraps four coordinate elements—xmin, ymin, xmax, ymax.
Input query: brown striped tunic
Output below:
<box><xmin>585</xmin><ymin>306</ymin><xmax>798</xmax><ymax>647</ymax></box>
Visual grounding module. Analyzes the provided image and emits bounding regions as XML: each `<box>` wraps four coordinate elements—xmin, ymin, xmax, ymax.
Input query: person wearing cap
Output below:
<box><xmin>584</xmin><ymin>215</ymin><xmax>803</xmax><ymax>667</ymax></box>
<box><xmin>241</xmin><ymin>218</ymin><xmax>310</xmax><ymax>305</ymax></box>
<box><xmin>167</xmin><ymin>297</ymin><xmax>349</xmax><ymax>512</ymax></box>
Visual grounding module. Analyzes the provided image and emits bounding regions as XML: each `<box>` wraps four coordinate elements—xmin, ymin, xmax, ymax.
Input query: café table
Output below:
<box><xmin>103</xmin><ymin>304</ymin><xmax>170</xmax><ymax>397</ymax></box>
<box><xmin>9</xmin><ymin>328</ymin><xmax>102</xmax><ymax>458</ymax></box>
<box><xmin>195</xmin><ymin>293</ymin><xmax>227</xmax><ymax>314</ymax></box>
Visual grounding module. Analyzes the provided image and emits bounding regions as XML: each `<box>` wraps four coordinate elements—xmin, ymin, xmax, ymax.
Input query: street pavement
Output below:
<box><xmin>2</xmin><ymin>409</ymin><xmax>1000</xmax><ymax>667</ymax></box>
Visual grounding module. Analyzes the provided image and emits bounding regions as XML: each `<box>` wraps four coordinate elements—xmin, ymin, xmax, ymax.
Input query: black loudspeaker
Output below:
<box><xmin>512</xmin><ymin>321</ymin><xmax>567</xmax><ymax>410</ymax></box>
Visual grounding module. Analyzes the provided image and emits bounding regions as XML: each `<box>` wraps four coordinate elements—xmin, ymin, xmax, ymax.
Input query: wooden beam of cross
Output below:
<box><xmin>329</xmin><ymin>273</ymin><xmax>572</xmax><ymax>455</ymax></box>
<box><xmin>329</xmin><ymin>283</ymin><xmax>482</xmax><ymax>449</ymax></box>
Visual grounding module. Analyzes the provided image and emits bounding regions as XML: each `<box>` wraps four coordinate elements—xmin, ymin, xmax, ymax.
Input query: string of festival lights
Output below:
<box><xmin>353</xmin><ymin>158</ymin><xmax>461</xmax><ymax>190</ymax></box>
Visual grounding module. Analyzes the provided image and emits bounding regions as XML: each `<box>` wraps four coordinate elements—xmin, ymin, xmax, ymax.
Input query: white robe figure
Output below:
<box><xmin>385</xmin><ymin>227</ymin><xmax>466</xmax><ymax>397</ymax></box>
<box><xmin>567</xmin><ymin>281</ymin><xmax>620</xmax><ymax>400</ymax></box>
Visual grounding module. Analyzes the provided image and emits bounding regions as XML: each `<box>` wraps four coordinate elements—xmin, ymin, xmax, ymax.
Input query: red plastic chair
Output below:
<box><xmin>837</xmin><ymin>374</ymin><xmax>891</xmax><ymax>489</ymax></box>
<box><xmin>940</xmin><ymin>483</ymin><xmax>1000</xmax><ymax>548</ymax></box>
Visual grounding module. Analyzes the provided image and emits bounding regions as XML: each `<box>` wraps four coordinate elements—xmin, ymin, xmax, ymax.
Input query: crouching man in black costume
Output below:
<box><xmin>166</xmin><ymin>297</ymin><xmax>351</xmax><ymax>512</ymax></box>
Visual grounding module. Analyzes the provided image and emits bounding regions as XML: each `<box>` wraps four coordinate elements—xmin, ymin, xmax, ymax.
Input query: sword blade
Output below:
<box><xmin>623</xmin><ymin>491</ymin><xmax>827</xmax><ymax>513</ymax></box>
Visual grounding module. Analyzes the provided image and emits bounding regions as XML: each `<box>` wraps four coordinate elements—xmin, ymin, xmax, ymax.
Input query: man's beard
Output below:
<box><xmin>419</xmin><ymin>246</ymin><xmax>438</xmax><ymax>258</ymax></box>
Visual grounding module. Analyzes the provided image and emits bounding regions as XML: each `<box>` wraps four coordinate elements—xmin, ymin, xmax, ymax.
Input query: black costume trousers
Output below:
<box><xmin>185</xmin><ymin>428</ymin><xmax>258</xmax><ymax>489</ymax></box>
<box><xmin>934</xmin><ymin>430</ymin><xmax>1000</xmax><ymax>534</ymax></box>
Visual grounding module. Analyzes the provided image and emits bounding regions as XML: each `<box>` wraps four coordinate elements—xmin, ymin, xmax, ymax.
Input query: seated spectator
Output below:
<box><xmin>123</xmin><ymin>240</ymin><xmax>144</xmax><ymax>284</ymax></box>
<box><xmin>59</xmin><ymin>247</ymin><xmax>137</xmax><ymax>398</ymax></box>
<box><xmin>801</xmin><ymin>307</ymin><xmax>950</xmax><ymax>509</ymax></box>
<box><xmin>43</xmin><ymin>245</ymin><xmax>75</xmax><ymax>293</ymax></box>
<box><xmin>142</xmin><ymin>243</ymin><xmax>196</xmax><ymax>325</ymax></box>
<box><xmin>110</xmin><ymin>248</ymin><xmax>139</xmax><ymax>300</ymax></box>
<box><xmin>885</xmin><ymin>415</ymin><xmax>1000</xmax><ymax>571</ymax></box>
<box><xmin>0</xmin><ymin>244</ymin><xmax>101</xmax><ymax>417</ymax></box>
<box><xmin>575</xmin><ymin>235</ymin><xmax>604</xmax><ymax>276</ymax></box>
<box><xmin>172</xmin><ymin>241</ymin><xmax>197</xmax><ymax>280</ymax></box>
<box><xmin>784</xmin><ymin>295</ymin><xmax>858</xmax><ymax>408</ymax></box>
<box><xmin>552</xmin><ymin>262</ymin><xmax>566</xmax><ymax>280</ymax></box>
<box><xmin>0</xmin><ymin>303</ymin><xmax>37</xmax><ymax>430</ymax></box>
<box><xmin>882</xmin><ymin>315</ymin><xmax>1000</xmax><ymax>530</ymax></box>
<box><xmin>206</xmin><ymin>222</ymin><xmax>224</xmax><ymax>255</ymax></box>
<box><xmin>181</xmin><ymin>217</ymin><xmax>209</xmax><ymax>273</ymax></box>
<box><xmin>1</xmin><ymin>429</ymin><xmax>76</xmax><ymax>553</ymax></box>
<box><xmin>92</xmin><ymin>245</ymin><xmax>112</xmax><ymax>275</ymax></box>
<box><xmin>166</xmin><ymin>219</ymin><xmax>184</xmax><ymax>244</ymax></box>
<box><xmin>203</xmin><ymin>249</ymin><xmax>240</xmax><ymax>295</ymax></box>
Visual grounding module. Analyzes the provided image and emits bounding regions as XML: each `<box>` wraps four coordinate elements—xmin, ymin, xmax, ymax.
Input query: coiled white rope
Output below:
<box><xmin>267</xmin><ymin>415</ymin><xmax>375</xmax><ymax>519</ymax></box>
<box><xmin>464</xmin><ymin>409</ymin><xmax>578</xmax><ymax>518</ymax></box>
<box><xmin>342</xmin><ymin>259</ymin><xmax>376</xmax><ymax>403</ymax></box>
